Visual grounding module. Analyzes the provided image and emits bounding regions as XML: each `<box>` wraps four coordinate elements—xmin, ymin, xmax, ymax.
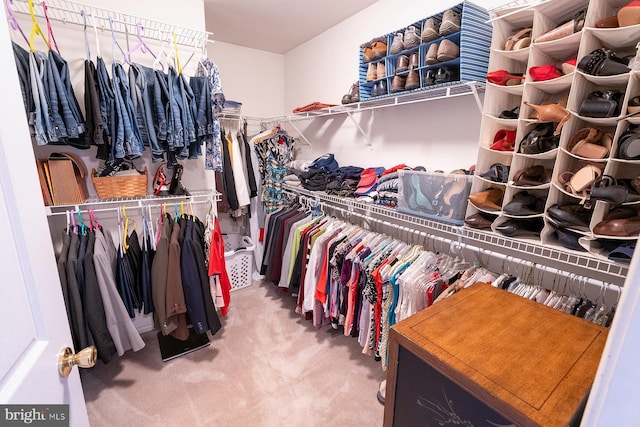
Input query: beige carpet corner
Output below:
<box><xmin>81</xmin><ymin>281</ymin><xmax>385</xmax><ymax>426</ymax></box>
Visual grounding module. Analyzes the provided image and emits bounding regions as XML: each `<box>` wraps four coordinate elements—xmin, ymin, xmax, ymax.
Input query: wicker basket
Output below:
<box><xmin>91</xmin><ymin>167</ymin><xmax>148</xmax><ymax>199</ymax></box>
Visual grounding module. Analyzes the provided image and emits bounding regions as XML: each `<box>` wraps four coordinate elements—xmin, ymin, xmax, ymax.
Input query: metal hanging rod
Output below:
<box><xmin>46</xmin><ymin>197</ymin><xmax>214</xmax><ymax>217</ymax></box>
<box><xmin>10</xmin><ymin>0</ymin><xmax>212</xmax><ymax>48</ymax></box>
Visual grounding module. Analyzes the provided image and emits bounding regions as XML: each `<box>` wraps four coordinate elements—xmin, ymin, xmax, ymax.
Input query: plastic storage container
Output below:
<box><xmin>223</xmin><ymin>234</ymin><xmax>255</xmax><ymax>292</ymax></box>
<box><xmin>397</xmin><ymin>170</ymin><xmax>472</xmax><ymax>225</ymax></box>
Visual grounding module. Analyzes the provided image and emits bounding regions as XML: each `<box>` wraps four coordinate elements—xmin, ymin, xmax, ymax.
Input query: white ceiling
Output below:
<box><xmin>203</xmin><ymin>0</ymin><xmax>380</xmax><ymax>54</ymax></box>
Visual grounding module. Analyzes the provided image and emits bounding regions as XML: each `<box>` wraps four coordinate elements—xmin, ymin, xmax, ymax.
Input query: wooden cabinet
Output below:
<box><xmin>383</xmin><ymin>284</ymin><xmax>608</xmax><ymax>427</ymax></box>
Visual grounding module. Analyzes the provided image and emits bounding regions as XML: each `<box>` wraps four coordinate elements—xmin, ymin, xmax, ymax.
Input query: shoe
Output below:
<box><xmin>371</xmin><ymin>81</ymin><xmax>380</xmax><ymax>98</ymax></box>
<box><xmin>469</xmin><ymin>187</ymin><xmax>504</xmax><ymax>211</ymax></box>
<box><xmin>408</xmin><ymin>52</ymin><xmax>419</xmax><ymax>70</ymax></box>
<box><xmin>562</xmin><ymin>58</ymin><xmax>577</xmax><ymax>75</ymax></box>
<box><xmin>424</xmin><ymin>69</ymin><xmax>436</xmax><ymax>86</ymax></box>
<box><xmin>495</xmin><ymin>218</ymin><xmax>544</xmax><ymax>237</ymax></box>
<box><xmin>577</xmin><ymin>48</ymin><xmax>632</xmax><ymax>76</ymax></box>
<box><xmin>499</xmin><ymin>106</ymin><xmax>520</xmax><ymax>119</ymax></box>
<box><xmin>589</xmin><ymin>175</ymin><xmax>640</xmax><ymax>205</ymax></box>
<box><xmin>486</xmin><ymin>70</ymin><xmax>525</xmax><ymax>86</ymax></box>
<box><xmin>503</xmin><ymin>27</ymin><xmax>532</xmax><ymax>51</ymax></box>
<box><xmin>435</xmin><ymin>67</ymin><xmax>453</xmax><ymax>84</ymax></box>
<box><xmin>503</xmin><ymin>191</ymin><xmax>546</xmax><ymax>216</ymax></box>
<box><xmin>421</xmin><ymin>17</ymin><xmax>441</xmax><ymax>42</ymax></box>
<box><xmin>547</xmin><ymin>204</ymin><xmax>592</xmax><ymax>229</ymax></box>
<box><xmin>377</xmin><ymin>380</ymin><xmax>386</xmax><ymax>405</ymax></box>
<box><xmin>425</xmin><ymin>43</ymin><xmax>439</xmax><ymax>65</ymax></box>
<box><xmin>579</xmin><ymin>90</ymin><xmax>623</xmax><ymax>118</ymax></box>
<box><xmin>396</xmin><ymin>55</ymin><xmax>410</xmax><ymax>73</ymax></box>
<box><xmin>437</xmin><ymin>39</ymin><xmax>459</xmax><ymax>62</ymax></box>
<box><xmin>490</xmin><ymin>129</ymin><xmax>516</xmax><ymax>151</ymax></box>
<box><xmin>341</xmin><ymin>82</ymin><xmax>359</xmax><ymax>104</ymax></box>
<box><xmin>377</xmin><ymin>61</ymin><xmax>386</xmax><ymax>79</ymax></box>
<box><xmin>373</xmin><ymin>79</ymin><xmax>387</xmax><ymax>97</ymax></box>
<box><xmin>403</xmin><ymin>26</ymin><xmax>420</xmax><ymax>50</ymax></box>
<box><xmin>371</xmin><ymin>37</ymin><xmax>387</xmax><ymax>60</ymax></box>
<box><xmin>479</xmin><ymin>163</ymin><xmax>510</xmax><ymax>183</ymax></box>
<box><xmin>618</xmin><ymin>126</ymin><xmax>640</xmax><ymax>159</ymax></box>
<box><xmin>391</xmin><ymin>74</ymin><xmax>406</xmax><ymax>93</ymax></box>
<box><xmin>390</xmin><ymin>32</ymin><xmax>404</xmax><ymax>55</ymax></box>
<box><xmin>628</xmin><ymin>96</ymin><xmax>640</xmax><ymax>115</ymax></box>
<box><xmin>567</xmin><ymin>127</ymin><xmax>612</xmax><ymax>159</ymax></box>
<box><xmin>535</xmin><ymin>9</ymin><xmax>585</xmax><ymax>43</ymax></box>
<box><xmin>464</xmin><ymin>212</ymin><xmax>494</xmax><ymax>230</ymax></box>
<box><xmin>596</xmin><ymin>15</ymin><xmax>619</xmax><ymax>28</ymax></box>
<box><xmin>523</xmin><ymin>101</ymin><xmax>571</xmax><ymax>135</ymax></box>
<box><xmin>362</xmin><ymin>42</ymin><xmax>373</xmax><ymax>63</ymax></box>
<box><xmin>529</xmin><ymin>64</ymin><xmax>563</xmax><ymax>81</ymax></box>
<box><xmin>366</xmin><ymin>63</ymin><xmax>376</xmax><ymax>82</ymax></box>
<box><xmin>405</xmin><ymin>69</ymin><xmax>420</xmax><ymax>90</ymax></box>
<box><xmin>594</xmin><ymin>217</ymin><xmax>640</xmax><ymax>237</ymax></box>
<box><xmin>618</xmin><ymin>1</ymin><xmax>640</xmax><ymax>27</ymax></box>
<box><xmin>440</xmin><ymin>9</ymin><xmax>461</xmax><ymax>36</ymax></box>
<box><xmin>512</xmin><ymin>165</ymin><xmax>552</xmax><ymax>186</ymax></box>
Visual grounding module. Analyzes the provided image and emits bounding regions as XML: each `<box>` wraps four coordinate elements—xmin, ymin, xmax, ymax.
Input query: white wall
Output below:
<box><xmin>283</xmin><ymin>0</ymin><xmax>501</xmax><ymax>171</ymax></box>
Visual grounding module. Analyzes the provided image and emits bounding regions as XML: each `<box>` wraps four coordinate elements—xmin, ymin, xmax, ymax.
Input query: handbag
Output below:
<box><xmin>518</xmin><ymin>122</ymin><xmax>559</xmax><ymax>154</ymax></box>
<box><xmin>578</xmin><ymin>90</ymin><xmax>622</xmax><ymax>118</ymax></box>
<box><xmin>577</xmin><ymin>48</ymin><xmax>631</xmax><ymax>76</ymax></box>
<box><xmin>558</xmin><ymin>164</ymin><xmax>602</xmax><ymax>203</ymax></box>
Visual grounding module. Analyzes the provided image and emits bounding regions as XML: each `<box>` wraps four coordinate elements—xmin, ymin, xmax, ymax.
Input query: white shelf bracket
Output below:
<box><xmin>285</xmin><ymin>118</ymin><xmax>312</xmax><ymax>146</ymax></box>
<box><xmin>470</xmin><ymin>84</ymin><xmax>483</xmax><ymax>113</ymax></box>
<box><xmin>346</xmin><ymin>110</ymin><xmax>373</xmax><ymax>150</ymax></box>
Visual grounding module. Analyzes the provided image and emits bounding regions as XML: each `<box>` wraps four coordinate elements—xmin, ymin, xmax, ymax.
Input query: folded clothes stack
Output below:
<box><xmin>355</xmin><ymin>167</ymin><xmax>386</xmax><ymax>202</ymax></box>
<box><xmin>326</xmin><ymin>166</ymin><xmax>364</xmax><ymax>197</ymax></box>
<box><xmin>375</xmin><ymin>164</ymin><xmax>413</xmax><ymax>208</ymax></box>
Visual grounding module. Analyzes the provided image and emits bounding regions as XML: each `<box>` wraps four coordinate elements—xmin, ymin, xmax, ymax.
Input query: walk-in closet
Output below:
<box><xmin>1</xmin><ymin>0</ymin><xmax>639</xmax><ymax>426</ymax></box>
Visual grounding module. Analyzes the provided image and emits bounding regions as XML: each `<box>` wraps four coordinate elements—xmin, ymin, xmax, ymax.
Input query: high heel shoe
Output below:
<box><xmin>523</xmin><ymin>101</ymin><xmax>571</xmax><ymax>135</ymax></box>
<box><xmin>486</xmin><ymin>70</ymin><xmax>525</xmax><ymax>86</ymax></box>
<box><xmin>535</xmin><ymin>9</ymin><xmax>585</xmax><ymax>43</ymax></box>
<box><xmin>490</xmin><ymin>129</ymin><xmax>516</xmax><ymax>151</ymax></box>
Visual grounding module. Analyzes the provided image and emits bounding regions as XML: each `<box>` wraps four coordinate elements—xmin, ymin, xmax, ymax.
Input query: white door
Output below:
<box><xmin>0</xmin><ymin>6</ymin><xmax>89</xmax><ymax>426</ymax></box>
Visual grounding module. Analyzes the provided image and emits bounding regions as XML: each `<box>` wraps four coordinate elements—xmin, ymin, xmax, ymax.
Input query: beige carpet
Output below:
<box><xmin>81</xmin><ymin>281</ymin><xmax>386</xmax><ymax>426</ymax></box>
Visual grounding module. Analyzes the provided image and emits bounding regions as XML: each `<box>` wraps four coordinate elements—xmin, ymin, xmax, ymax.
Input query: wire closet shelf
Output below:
<box><xmin>10</xmin><ymin>0</ymin><xmax>212</xmax><ymax>49</ymax></box>
<box><xmin>283</xmin><ymin>185</ymin><xmax>629</xmax><ymax>287</ymax></box>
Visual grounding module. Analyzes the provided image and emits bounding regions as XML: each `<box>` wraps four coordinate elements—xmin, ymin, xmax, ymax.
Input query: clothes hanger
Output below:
<box><xmin>70</xmin><ymin>208</ymin><xmax>77</xmax><ymax>234</ymax></box>
<box><xmin>90</xmin><ymin>12</ymin><xmax>101</xmax><ymax>58</ymax></box>
<box><xmin>27</xmin><ymin>0</ymin><xmax>50</xmax><ymax>52</ymax></box>
<box><xmin>81</xmin><ymin>10</ymin><xmax>91</xmax><ymax>61</ymax></box>
<box><xmin>76</xmin><ymin>208</ymin><xmax>87</xmax><ymax>235</ymax></box>
<box><xmin>171</xmin><ymin>30</ymin><xmax>183</xmax><ymax>74</ymax></box>
<box><xmin>121</xmin><ymin>206</ymin><xmax>130</xmax><ymax>251</ymax></box>
<box><xmin>41</xmin><ymin>1</ymin><xmax>59</xmax><ymax>54</ymax></box>
<box><xmin>108</xmin><ymin>16</ymin><xmax>126</xmax><ymax>63</ymax></box>
<box><xmin>5</xmin><ymin>0</ymin><xmax>29</xmax><ymax>46</ymax></box>
<box><xmin>124</xmin><ymin>21</ymin><xmax>157</xmax><ymax>64</ymax></box>
<box><xmin>65</xmin><ymin>210</ymin><xmax>70</xmax><ymax>234</ymax></box>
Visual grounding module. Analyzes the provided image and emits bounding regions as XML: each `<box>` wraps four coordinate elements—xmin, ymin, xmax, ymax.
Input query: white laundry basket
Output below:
<box><xmin>223</xmin><ymin>234</ymin><xmax>255</xmax><ymax>291</ymax></box>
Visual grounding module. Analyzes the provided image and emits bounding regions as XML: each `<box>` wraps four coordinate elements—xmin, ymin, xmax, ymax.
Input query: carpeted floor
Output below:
<box><xmin>80</xmin><ymin>281</ymin><xmax>386</xmax><ymax>426</ymax></box>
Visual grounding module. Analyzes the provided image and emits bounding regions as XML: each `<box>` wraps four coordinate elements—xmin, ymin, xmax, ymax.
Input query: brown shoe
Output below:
<box><xmin>371</xmin><ymin>37</ymin><xmax>387</xmax><ymax>60</ymax></box>
<box><xmin>408</xmin><ymin>52</ymin><xmax>419</xmax><ymax>71</ymax></box>
<box><xmin>437</xmin><ymin>39</ymin><xmax>459</xmax><ymax>62</ymax></box>
<box><xmin>396</xmin><ymin>55</ymin><xmax>410</xmax><ymax>73</ymax></box>
<box><xmin>421</xmin><ymin>17</ymin><xmax>441</xmax><ymax>42</ymax></box>
<box><xmin>366</xmin><ymin>63</ymin><xmax>377</xmax><ymax>82</ymax></box>
<box><xmin>425</xmin><ymin>43</ymin><xmax>439</xmax><ymax>65</ymax></box>
<box><xmin>390</xmin><ymin>32</ymin><xmax>404</xmax><ymax>55</ymax></box>
<box><xmin>362</xmin><ymin>42</ymin><xmax>373</xmax><ymax>63</ymax></box>
<box><xmin>377</xmin><ymin>61</ymin><xmax>386</xmax><ymax>79</ymax></box>
<box><xmin>403</xmin><ymin>25</ymin><xmax>420</xmax><ymax>50</ymax></box>
<box><xmin>440</xmin><ymin>9</ymin><xmax>461</xmax><ymax>36</ymax></box>
<box><xmin>391</xmin><ymin>74</ymin><xmax>406</xmax><ymax>93</ymax></box>
<box><xmin>405</xmin><ymin>69</ymin><xmax>420</xmax><ymax>90</ymax></box>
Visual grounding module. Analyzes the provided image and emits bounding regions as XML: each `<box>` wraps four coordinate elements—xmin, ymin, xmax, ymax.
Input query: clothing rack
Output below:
<box><xmin>293</xmin><ymin>192</ymin><xmax>621</xmax><ymax>309</ymax></box>
<box><xmin>10</xmin><ymin>0</ymin><xmax>212</xmax><ymax>49</ymax></box>
<box><xmin>285</xmin><ymin>191</ymin><xmax>622</xmax><ymax>308</ymax></box>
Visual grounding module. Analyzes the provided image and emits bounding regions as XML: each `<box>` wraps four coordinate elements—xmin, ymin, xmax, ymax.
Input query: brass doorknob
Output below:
<box><xmin>58</xmin><ymin>346</ymin><xmax>97</xmax><ymax>377</ymax></box>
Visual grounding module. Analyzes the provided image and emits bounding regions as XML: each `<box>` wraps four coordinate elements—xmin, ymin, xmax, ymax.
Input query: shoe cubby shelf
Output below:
<box><xmin>358</xmin><ymin>1</ymin><xmax>492</xmax><ymax>101</ymax></box>
<box><xmin>472</xmin><ymin>0</ymin><xmax>640</xmax><ymax>273</ymax></box>
<box><xmin>44</xmin><ymin>189</ymin><xmax>219</xmax><ymax>216</ymax></box>
<box><xmin>283</xmin><ymin>184</ymin><xmax>628</xmax><ymax>286</ymax></box>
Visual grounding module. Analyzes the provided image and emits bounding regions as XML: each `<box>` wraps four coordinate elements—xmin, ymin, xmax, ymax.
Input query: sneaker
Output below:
<box><xmin>390</xmin><ymin>32</ymin><xmax>404</xmax><ymax>55</ymax></box>
<box><xmin>403</xmin><ymin>25</ymin><xmax>420</xmax><ymax>50</ymax></box>
<box><xmin>440</xmin><ymin>9</ymin><xmax>461</xmax><ymax>36</ymax></box>
<box><xmin>421</xmin><ymin>17</ymin><xmax>441</xmax><ymax>42</ymax></box>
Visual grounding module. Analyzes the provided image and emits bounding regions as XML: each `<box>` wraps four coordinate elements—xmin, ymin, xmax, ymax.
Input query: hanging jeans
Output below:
<box><xmin>12</xmin><ymin>42</ymin><xmax>34</xmax><ymax>123</ymax></box>
<box><xmin>84</xmin><ymin>59</ymin><xmax>105</xmax><ymax>152</ymax></box>
<box><xmin>111</xmin><ymin>62</ymin><xmax>144</xmax><ymax>159</ymax></box>
<box><xmin>189</xmin><ymin>76</ymin><xmax>213</xmax><ymax>159</ymax></box>
<box><xmin>28</xmin><ymin>52</ymin><xmax>52</xmax><ymax>146</ymax></box>
<box><xmin>45</xmin><ymin>49</ymin><xmax>86</xmax><ymax>147</ymax></box>
<box><xmin>95</xmin><ymin>57</ymin><xmax>114</xmax><ymax>160</ymax></box>
<box><xmin>129</xmin><ymin>63</ymin><xmax>163</xmax><ymax>162</ymax></box>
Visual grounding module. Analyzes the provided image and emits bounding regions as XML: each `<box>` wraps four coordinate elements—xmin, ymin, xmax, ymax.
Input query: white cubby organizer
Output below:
<box><xmin>470</xmin><ymin>0</ymin><xmax>640</xmax><ymax>263</ymax></box>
